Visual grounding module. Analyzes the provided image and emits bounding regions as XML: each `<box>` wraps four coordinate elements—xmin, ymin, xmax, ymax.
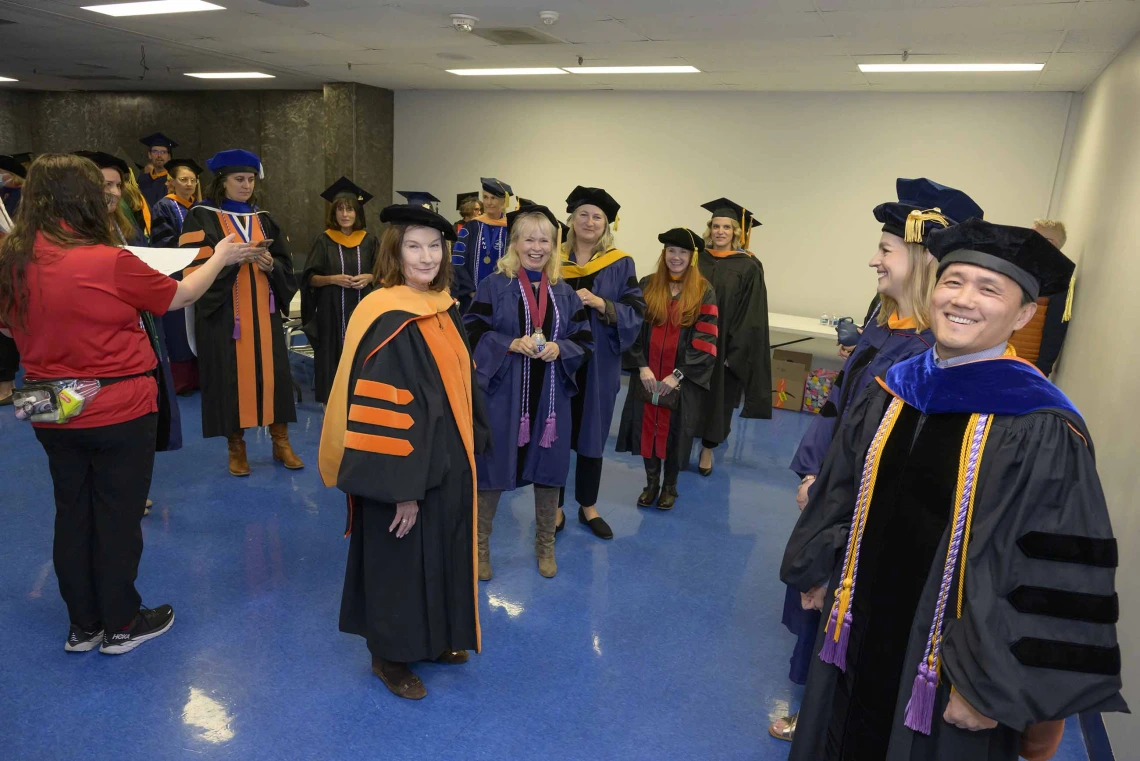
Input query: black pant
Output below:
<box><xmin>0</xmin><ymin>333</ymin><xmax>18</xmax><ymax>383</ymax></box>
<box><xmin>34</xmin><ymin>413</ymin><xmax>157</xmax><ymax>631</ymax></box>
<box><xmin>643</xmin><ymin>456</ymin><xmax>679</xmax><ymax>486</ymax></box>
<box><xmin>559</xmin><ymin>455</ymin><xmax>604</xmax><ymax>509</ymax></box>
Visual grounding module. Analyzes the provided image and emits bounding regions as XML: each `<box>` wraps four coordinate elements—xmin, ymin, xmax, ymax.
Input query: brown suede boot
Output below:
<box><xmin>534</xmin><ymin>486</ymin><xmax>559</xmax><ymax>578</ymax></box>
<box><xmin>269</xmin><ymin>423</ymin><xmax>304</xmax><ymax>469</ymax></box>
<box><xmin>227</xmin><ymin>430</ymin><xmax>250</xmax><ymax>477</ymax></box>
<box><xmin>477</xmin><ymin>490</ymin><xmax>501</xmax><ymax>581</ymax></box>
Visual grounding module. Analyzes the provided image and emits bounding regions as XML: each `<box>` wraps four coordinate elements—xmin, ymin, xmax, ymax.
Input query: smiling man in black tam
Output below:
<box><xmin>781</xmin><ymin>218</ymin><xmax>1125</xmax><ymax>761</ymax></box>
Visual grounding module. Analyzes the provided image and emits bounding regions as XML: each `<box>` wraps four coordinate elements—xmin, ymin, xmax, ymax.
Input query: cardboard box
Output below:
<box><xmin>771</xmin><ymin>349</ymin><xmax>813</xmax><ymax>410</ymax></box>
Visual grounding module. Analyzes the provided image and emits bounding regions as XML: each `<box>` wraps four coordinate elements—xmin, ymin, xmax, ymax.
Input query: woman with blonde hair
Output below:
<box><xmin>616</xmin><ymin>228</ymin><xmax>716</xmax><ymax>510</ymax></box>
<box><xmin>464</xmin><ymin>205</ymin><xmax>594</xmax><ymax>580</ymax></box>
<box><xmin>770</xmin><ymin>177</ymin><xmax>982</xmax><ymax>743</ymax></box>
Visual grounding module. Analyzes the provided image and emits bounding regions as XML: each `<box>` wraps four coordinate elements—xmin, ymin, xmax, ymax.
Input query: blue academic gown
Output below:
<box><xmin>139</xmin><ymin>170</ymin><xmax>169</xmax><ymax>212</ymax></box>
<box><xmin>561</xmin><ymin>252</ymin><xmax>645</xmax><ymax>458</ymax></box>
<box><xmin>781</xmin><ymin>310</ymin><xmax>933</xmax><ymax>685</ymax></box>
<box><xmin>452</xmin><ymin>216</ymin><xmax>508</xmax><ymax>312</ymax></box>
<box><xmin>150</xmin><ymin>195</ymin><xmax>197</xmax><ymax>366</ymax></box>
<box><xmin>464</xmin><ymin>271</ymin><xmax>594</xmax><ymax>490</ymax></box>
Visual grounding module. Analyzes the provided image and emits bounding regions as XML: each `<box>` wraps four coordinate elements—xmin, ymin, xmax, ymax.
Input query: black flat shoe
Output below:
<box><xmin>657</xmin><ymin>486</ymin><xmax>678</xmax><ymax>511</ymax></box>
<box><xmin>578</xmin><ymin>507</ymin><xmax>613</xmax><ymax>540</ymax></box>
<box><xmin>637</xmin><ymin>484</ymin><xmax>660</xmax><ymax>507</ymax></box>
<box><xmin>555</xmin><ymin>510</ymin><xmax>565</xmax><ymax>533</ymax></box>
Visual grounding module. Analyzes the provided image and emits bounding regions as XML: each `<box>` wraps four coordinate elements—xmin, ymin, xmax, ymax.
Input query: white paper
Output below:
<box><xmin>126</xmin><ymin>246</ymin><xmax>196</xmax><ymax>276</ymax></box>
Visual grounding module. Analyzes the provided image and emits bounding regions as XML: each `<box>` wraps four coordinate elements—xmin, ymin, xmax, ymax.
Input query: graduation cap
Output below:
<box><xmin>702</xmin><ymin>197</ymin><xmax>761</xmax><ymax>247</ymax></box>
<box><xmin>565</xmin><ymin>185</ymin><xmax>620</xmax><ymax>225</ymax></box>
<box><xmin>11</xmin><ymin>152</ymin><xmax>33</xmax><ymax>166</ymax></box>
<box><xmin>506</xmin><ymin>204</ymin><xmax>567</xmax><ymax>237</ymax></box>
<box><xmin>927</xmin><ymin>218</ymin><xmax>1074</xmax><ymax>301</ymax></box>
<box><xmin>74</xmin><ymin>150</ymin><xmax>129</xmax><ymax>179</ymax></box>
<box><xmin>164</xmin><ymin>158</ymin><xmax>204</xmax><ymax>177</ymax></box>
<box><xmin>139</xmin><ymin>132</ymin><xmax>178</xmax><ymax>150</ymax></box>
<box><xmin>516</xmin><ymin>197</ymin><xmax>536</xmax><ymax>207</ymax></box>
<box><xmin>0</xmin><ymin>155</ymin><xmax>27</xmax><ymax>179</ymax></box>
<box><xmin>397</xmin><ymin>190</ymin><xmax>439</xmax><ymax>210</ymax></box>
<box><xmin>480</xmin><ymin>177</ymin><xmax>512</xmax><ymax>198</ymax></box>
<box><xmin>206</xmin><ymin>149</ymin><xmax>263</xmax><ymax>179</ymax></box>
<box><xmin>322</xmin><ymin>176</ymin><xmax>373</xmax><ymax>205</ymax></box>
<box><xmin>874</xmin><ymin>178</ymin><xmax>983</xmax><ymax>245</ymax></box>
<box><xmin>658</xmin><ymin>227</ymin><xmax>704</xmax><ymax>254</ymax></box>
<box><xmin>456</xmin><ymin>191</ymin><xmax>480</xmax><ymax>211</ymax></box>
<box><xmin>378</xmin><ymin>204</ymin><xmax>457</xmax><ymax>242</ymax></box>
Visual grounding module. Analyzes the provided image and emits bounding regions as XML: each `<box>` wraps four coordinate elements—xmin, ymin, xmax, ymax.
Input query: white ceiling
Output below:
<box><xmin>0</xmin><ymin>0</ymin><xmax>1137</xmax><ymax>92</ymax></box>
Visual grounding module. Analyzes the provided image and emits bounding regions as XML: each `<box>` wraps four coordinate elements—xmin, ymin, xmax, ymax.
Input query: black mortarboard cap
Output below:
<box><xmin>139</xmin><ymin>132</ymin><xmax>178</xmax><ymax>150</ymax></box>
<box><xmin>11</xmin><ymin>152</ymin><xmax>33</xmax><ymax>166</ymax></box>
<box><xmin>397</xmin><ymin>190</ymin><xmax>440</xmax><ymax>209</ymax></box>
<box><xmin>322</xmin><ymin>176</ymin><xmax>373</xmax><ymax>205</ymax></box>
<box><xmin>565</xmin><ymin>186</ymin><xmax>620</xmax><ymax>224</ymax></box>
<box><xmin>516</xmin><ymin>197</ymin><xmax>536</xmax><ymax>207</ymax></box>
<box><xmin>378</xmin><ymin>204</ymin><xmax>457</xmax><ymax>242</ymax></box>
<box><xmin>927</xmin><ymin>218</ymin><xmax>1074</xmax><ymax>300</ymax></box>
<box><xmin>873</xmin><ymin>177</ymin><xmax>984</xmax><ymax>244</ymax></box>
<box><xmin>507</xmin><ymin>204</ymin><xmax>567</xmax><ymax>237</ymax></box>
<box><xmin>75</xmin><ymin>150</ymin><xmax>129</xmax><ymax>178</ymax></box>
<box><xmin>658</xmin><ymin>227</ymin><xmax>705</xmax><ymax>253</ymax></box>
<box><xmin>164</xmin><ymin>158</ymin><xmax>204</xmax><ymax>177</ymax></box>
<box><xmin>456</xmin><ymin>191</ymin><xmax>479</xmax><ymax>211</ymax></box>
<box><xmin>480</xmin><ymin>177</ymin><xmax>512</xmax><ymax>198</ymax></box>
<box><xmin>0</xmin><ymin>155</ymin><xmax>27</xmax><ymax>179</ymax></box>
<box><xmin>701</xmin><ymin>197</ymin><xmax>761</xmax><ymax>228</ymax></box>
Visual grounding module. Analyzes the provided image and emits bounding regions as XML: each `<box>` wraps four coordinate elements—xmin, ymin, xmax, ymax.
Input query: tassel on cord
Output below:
<box><xmin>539</xmin><ymin>412</ymin><xmax>558</xmax><ymax>447</ymax></box>
<box><xmin>268</xmin><ymin>288</ymin><xmax>275</xmax><ymax>315</ymax></box>
<box><xmin>903</xmin><ymin>661</ymin><xmax>939</xmax><ymax>734</ymax></box>
<box><xmin>904</xmin><ymin>208</ymin><xmax>951</xmax><ymax>244</ymax></box>
<box><xmin>613</xmin><ymin>214</ymin><xmax>620</xmax><ymax>233</ymax></box>
<box><xmin>518</xmin><ymin>413</ymin><xmax>531</xmax><ymax>447</ymax></box>
<box><xmin>1063</xmin><ymin>270</ymin><xmax>1076</xmax><ymax>322</ymax></box>
<box><xmin>232</xmin><ymin>281</ymin><xmax>241</xmax><ymax>340</ymax></box>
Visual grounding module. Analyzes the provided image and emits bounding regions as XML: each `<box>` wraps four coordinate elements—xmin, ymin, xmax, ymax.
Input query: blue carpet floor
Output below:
<box><xmin>0</xmin><ymin>387</ymin><xmax>1089</xmax><ymax>760</ymax></box>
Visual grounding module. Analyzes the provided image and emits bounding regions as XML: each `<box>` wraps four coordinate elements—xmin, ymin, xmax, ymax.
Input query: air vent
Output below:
<box><xmin>471</xmin><ymin>26</ymin><xmax>565</xmax><ymax>46</ymax></box>
<box><xmin>58</xmin><ymin>74</ymin><xmax>131</xmax><ymax>81</ymax></box>
<box><xmin>75</xmin><ymin>63</ymin><xmax>111</xmax><ymax>70</ymax></box>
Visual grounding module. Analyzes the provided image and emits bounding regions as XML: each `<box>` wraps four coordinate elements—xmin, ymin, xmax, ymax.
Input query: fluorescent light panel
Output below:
<box><xmin>185</xmin><ymin>72</ymin><xmax>275</xmax><ymax>79</ymax></box>
<box><xmin>83</xmin><ymin>1</ymin><xmax>225</xmax><ymax>16</ymax></box>
<box><xmin>564</xmin><ymin>66</ymin><xmax>700</xmax><ymax>74</ymax></box>
<box><xmin>0</xmin><ymin>76</ymin><xmax>18</xmax><ymax>82</ymax></box>
<box><xmin>859</xmin><ymin>63</ymin><xmax>1044</xmax><ymax>73</ymax></box>
<box><xmin>447</xmin><ymin>68</ymin><xmax>567</xmax><ymax>76</ymax></box>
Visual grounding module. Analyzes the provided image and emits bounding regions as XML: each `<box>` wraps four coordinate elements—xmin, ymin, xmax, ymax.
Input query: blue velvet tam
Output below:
<box><xmin>378</xmin><ymin>203</ymin><xmax>457</xmax><ymax>242</ymax></box>
<box><xmin>396</xmin><ymin>190</ymin><xmax>439</xmax><ymax>209</ymax></box>
<box><xmin>480</xmin><ymin>177</ymin><xmax>513</xmax><ymax>198</ymax></box>
<box><xmin>566</xmin><ymin>186</ymin><xmax>621</xmax><ymax>224</ymax></box>
<box><xmin>206</xmin><ymin>149</ymin><xmax>263</xmax><ymax>178</ymax></box>
<box><xmin>323</xmin><ymin>176</ymin><xmax>373</xmax><ymax>205</ymax></box>
<box><xmin>927</xmin><ymin>218</ymin><xmax>1074</xmax><ymax>300</ymax></box>
<box><xmin>139</xmin><ymin>132</ymin><xmax>178</xmax><ymax>150</ymax></box>
<box><xmin>873</xmin><ymin>177</ymin><xmax>983</xmax><ymax>244</ymax></box>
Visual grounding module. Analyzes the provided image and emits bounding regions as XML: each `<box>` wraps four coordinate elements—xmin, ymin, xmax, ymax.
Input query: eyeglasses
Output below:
<box><xmin>173</xmin><ymin>176</ymin><xmax>197</xmax><ymax>184</ymax></box>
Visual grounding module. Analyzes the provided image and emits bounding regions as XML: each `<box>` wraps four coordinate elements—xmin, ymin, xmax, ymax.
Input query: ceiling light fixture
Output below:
<box><xmin>858</xmin><ymin>63</ymin><xmax>1044</xmax><ymax>73</ymax></box>
<box><xmin>0</xmin><ymin>76</ymin><xmax>18</xmax><ymax>82</ymax></box>
<box><xmin>185</xmin><ymin>71</ymin><xmax>275</xmax><ymax>79</ymax></box>
<box><xmin>447</xmin><ymin>68</ymin><xmax>567</xmax><ymax>76</ymax></box>
<box><xmin>563</xmin><ymin>65</ymin><xmax>700</xmax><ymax>74</ymax></box>
<box><xmin>82</xmin><ymin>1</ymin><xmax>225</xmax><ymax>17</ymax></box>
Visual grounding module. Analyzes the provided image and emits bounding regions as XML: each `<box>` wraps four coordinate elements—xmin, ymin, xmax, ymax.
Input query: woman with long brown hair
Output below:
<box><xmin>0</xmin><ymin>154</ymin><xmax>250</xmax><ymax>654</ymax></box>
<box><xmin>616</xmin><ymin>228</ymin><xmax>717</xmax><ymax>510</ymax></box>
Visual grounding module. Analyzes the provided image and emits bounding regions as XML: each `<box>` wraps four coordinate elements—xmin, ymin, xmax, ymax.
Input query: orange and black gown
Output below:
<box><xmin>319</xmin><ymin>286</ymin><xmax>489</xmax><ymax>662</ymax></box>
<box><xmin>179</xmin><ymin>200</ymin><xmax>297</xmax><ymax>438</ymax></box>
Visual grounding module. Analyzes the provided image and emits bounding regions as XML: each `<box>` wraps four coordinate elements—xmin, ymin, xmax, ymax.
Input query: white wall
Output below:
<box><xmin>1051</xmin><ymin>32</ymin><xmax>1140</xmax><ymax>746</ymax></box>
<box><xmin>395</xmin><ymin>90</ymin><xmax>1072</xmax><ymax>320</ymax></box>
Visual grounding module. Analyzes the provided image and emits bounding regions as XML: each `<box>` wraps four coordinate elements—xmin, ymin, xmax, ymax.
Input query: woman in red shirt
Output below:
<box><xmin>0</xmin><ymin>154</ymin><xmax>252</xmax><ymax>655</ymax></box>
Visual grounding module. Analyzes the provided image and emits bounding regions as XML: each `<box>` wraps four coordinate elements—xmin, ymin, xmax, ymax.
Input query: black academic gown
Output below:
<box><xmin>781</xmin><ymin>353</ymin><xmax>1125</xmax><ymax>761</ymax></box>
<box><xmin>300</xmin><ymin>230</ymin><xmax>378</xmax><ymax>404</ymax></box>
<box><xmin>318</xmin><ymin>286</ymin><xmax>489</xmax><ymax>663</ymax></box>
<box><xmin>616</xmin><ymin>278</ymin><xmax>717</xmax><ymax>472</ymax></box>
<box><xmin>696</xmin><ymin>248</ymin><xmax>771</xmax><ymax>444</ymax></box>
<box><xmin>179</xmin><ymin>204</ymin><xmax>298</xmax><ymax>438</ymax></box>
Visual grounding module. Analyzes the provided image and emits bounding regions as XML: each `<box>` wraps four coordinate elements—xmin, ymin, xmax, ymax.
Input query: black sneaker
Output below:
<box><xmin>100</xmin><ymin>605</ymin><xmax>175</xmax><ymax>655</ymax></box>
<box><xmin>65</xmin><ymin>624</ymin><xmax>104</xmax><ymax>652</ymax></box>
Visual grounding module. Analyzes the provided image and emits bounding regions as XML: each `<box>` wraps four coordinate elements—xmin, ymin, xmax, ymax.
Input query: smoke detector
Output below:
<box><xmin>539</xmin><ymin>11</ymin><xmax>559</xmax><ymax>26</ymax></box>
<box><xmin>450</xmin><ymin>14</ymin><xmax>478</xmax><ymax>33</ymax></box>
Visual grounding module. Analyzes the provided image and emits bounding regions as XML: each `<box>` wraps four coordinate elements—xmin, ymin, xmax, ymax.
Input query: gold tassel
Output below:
<box><xmin>904</xmin><ymin>208</ymin><xmax>951</xmax><ymax>244</ymax></box>
<box><xmin>613</xmin><ymin>214</ymin><xmax>620</xmax><ymax>232</ymax></box>
<box><xmin>687</xmin><ymin>228</ymin><xmax>700</xmax><ymax>265</ymax></box>
<box><xmin>1062</xmin><ymin>270</ymin><xmax>1076</xmax><ymax>322</ymax></box>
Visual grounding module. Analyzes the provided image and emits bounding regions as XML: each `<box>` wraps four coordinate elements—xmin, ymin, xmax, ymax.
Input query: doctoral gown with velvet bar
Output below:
<box><xmin>464</xmin><ymin>271</ymin><xmax>594</xmax><ymax>491</ymax></box>
<box><xmin>696</xmin><ymin>248</ymin><xmax>772</xmax><ymax>444</ymax></box>
<box><xmin>317</xmin><ymin>286</ymin><xmax>488</xmax><ymax>663</ymax></box>
<box><xmin>151</xmin><ymin>194</ymin><xmax>199</xmax><ymax>391</ymax></box>
<box><xmin>139</xmin><ymin>170</ymin><xmax>169</xmax><ymax>212</ymax></box>
<box><xmin>300</xmin><ymin>230</ymin><xmax>378</xmax><ymax>404</ymax></box>
<box><xmin>451</xmin><ymin>215</ymin><xmax>508</xmax><ymax>313</ymax></box>
<box><xmin>561</xmin><ymin>250</ymin><xmax>645</xmax><ymax>458</ymax></box>
<box><xmin>179</xmin><ymin>204</ymin><xmax>297</xmax><ymax>438</ymax></box>
<box><xmin>780</xmin><ymin>353</ymin><xmax>1125</xmax><ymax>761</ymax></box>
<box><xmin>616</xmin><ymin>278</ymin><xmax>717</xmax><ymax>472</ymax></box>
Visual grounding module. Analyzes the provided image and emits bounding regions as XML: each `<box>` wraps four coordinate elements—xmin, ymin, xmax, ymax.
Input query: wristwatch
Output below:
<box><xmin>672</xmin><ymin>369</ymin><xmax>684</xmax><ymax>382</ymax></box>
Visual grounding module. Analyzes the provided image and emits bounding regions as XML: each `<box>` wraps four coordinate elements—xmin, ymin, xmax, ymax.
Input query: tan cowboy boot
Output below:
<box><xmin>227</xmin><ymin>430</ymin><xmax>250</xmax><ymax>477</ymax></box>
<box><xmin>534</xmin><ymin>487</ymin><xmax>559</xmax><ymax>578</ymax></box>
<box><xmin>477</xmin><ymin>490</ymin><xmax>501</xmax><ymax>581</ymax></box>
<box><xmin>269</xmin><ymin>423</ymin><xmax>304</xmax><ymax>469</ymax></box>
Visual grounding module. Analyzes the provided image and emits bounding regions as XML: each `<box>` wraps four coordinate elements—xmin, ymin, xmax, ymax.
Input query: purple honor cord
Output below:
<box><xmin>517</xmin><ymin>276</ymin><xmax>561</xmax><ymax>449</ymax></box>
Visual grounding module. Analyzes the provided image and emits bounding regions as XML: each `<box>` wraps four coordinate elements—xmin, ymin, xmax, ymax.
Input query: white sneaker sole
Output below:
<box><xmin>99</xmin><ymin>611</ymin><xmax>175</xmax><ymax>655</ymax></box>
<box><xmin>64</xmin><ymin>631</ymin><xmax>105</xmax><ymax>652</ymax></box>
